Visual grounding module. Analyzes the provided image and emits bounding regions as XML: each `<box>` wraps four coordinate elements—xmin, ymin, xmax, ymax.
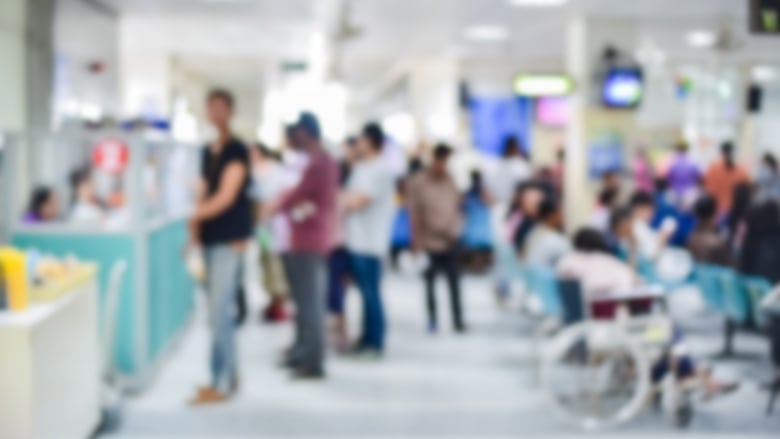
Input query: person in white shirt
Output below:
<box><xmin>68</xmin><ymin>167</ymin><xmax>104</xmax><ymax>227</ymax></box>
<box><xmin>524</xmin><ymin>198</ymin><xmax>571</xmax><ymax>267</ymax></box>
<box><xmin>488</xmin><ymin>136</ymin><xmax>533</xmax><ymax>301</ymax></box>
<box><xmin>342</xmin><ymin>123</ymin><xmax>396</xmax><ymax>356</ymax></box>
<box><xmin>629</xmin><ymin>191</ymin><xmax>674</xmax><ymax>262</ymax></box>
<box><xmin>250</xmin><ymin>144</ymin><xmax>298</xmax><ymax>322</ymax></box>
<box><xmin>557</xmin><ymin>228</ymin><xmax>638</xmax><ymax>301</ymax></box>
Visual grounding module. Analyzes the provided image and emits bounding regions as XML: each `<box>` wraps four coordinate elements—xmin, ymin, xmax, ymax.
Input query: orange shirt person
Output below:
<box><xmin>704</xmin><ymin>142</ymin><xmax>750</xmax><ymax>216</ymax></box>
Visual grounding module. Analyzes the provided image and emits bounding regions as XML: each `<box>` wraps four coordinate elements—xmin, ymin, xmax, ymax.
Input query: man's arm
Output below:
<box><xmin>192</xmin><ymin>162</ymin><xmax>247</xmax><ymax>221</ymax></box>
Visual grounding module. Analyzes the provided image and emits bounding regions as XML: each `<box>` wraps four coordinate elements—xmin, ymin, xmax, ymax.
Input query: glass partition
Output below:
<box><xmin>10</xmin><ymin>122</ymin><xmax>198</xmax><ymax>232</ymax></box>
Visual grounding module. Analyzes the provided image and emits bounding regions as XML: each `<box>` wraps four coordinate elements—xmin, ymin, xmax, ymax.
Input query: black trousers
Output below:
<box><xmin>424</xmin><ymin>249</ymin><xmax>465</xmax><ymax>330</ymax></box>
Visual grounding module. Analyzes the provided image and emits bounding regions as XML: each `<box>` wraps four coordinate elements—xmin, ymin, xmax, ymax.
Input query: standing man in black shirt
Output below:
<box><xmin>188</xmin><ymin>89</ymin><xmax>253</xmax><ymax>404</ymax></box>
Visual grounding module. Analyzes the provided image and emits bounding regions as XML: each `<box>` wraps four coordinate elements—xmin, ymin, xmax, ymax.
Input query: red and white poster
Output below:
<box><xmin>92</xmin><ymin>138</ymin><xmax>129</xmax><ymax>174</ymax></box>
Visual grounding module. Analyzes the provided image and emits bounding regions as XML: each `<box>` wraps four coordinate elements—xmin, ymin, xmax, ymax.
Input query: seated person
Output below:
<box><xmin>510</xmin><ymin>182</ymin><xmax>546</xmax><ymax>253</ymax></box>
<box><xmin>740</xmin><ymin>201</ymin><xmax>780</xmax><ymax>284</ymax></box>
<box><xmin>556</xmin><ymin>228</ymin><xmax>637</xmax><ymax>301</ymax></box>
<box><xmin>606</xmin><ymin>206</ymin><xmax>636</xmax><ymax>263</ymax></box>
<box><xmin>68</xmin><ymin>168</ymin><xmax>104</xmax><ymax>226</ymax></box>
<box><xmin>687</xmin><ymin>195</ymin><xmax>732</xmax><ymax>266</ymax></box>
<box><xmin>590</xmin><ymin>187</ymin><xmax>618</xmax><ymax>232</ymax></box>
<box><xmin>22</xmin><ymin>186</ymin><xmax>60</xmax><ymax>224</ymax></box>
<box><xmin>630</xmin><ymin>191</ymin><xmax>675</xmax><ymax>262</ymax></box>
<box><xmin>524</xmin><ymin>198</ymin><xmax>570</xmax><ymax>267</ymax></box>
<box><xmin>558</xmin><ymin>229</ymin><xmax>737</xmax><ymax>399</ymax></box>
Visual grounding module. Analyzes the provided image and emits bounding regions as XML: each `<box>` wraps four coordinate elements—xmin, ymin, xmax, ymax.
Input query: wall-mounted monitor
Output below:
<box><xmin>750</xmin><ymin>0</ymin><xmax>780</xmax><ymax>35</ymax></box>
<box><xmin>602</xmin><ymin>68</ymin><xmax>644</xmax><ymax>109</ymax></box>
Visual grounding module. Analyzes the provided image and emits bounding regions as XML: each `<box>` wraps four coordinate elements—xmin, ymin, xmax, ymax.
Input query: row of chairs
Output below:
<box><xmin>692</xmin><ymin>263</ymin><xmax>773</xmax><ymax>356</ymax></box>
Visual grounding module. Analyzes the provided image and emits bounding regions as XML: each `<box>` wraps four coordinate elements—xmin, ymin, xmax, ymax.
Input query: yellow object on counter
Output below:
<box><xmin>0</xmin><ymin>247</ymin><xmax>30</xmax><ymax>311</ymax></box>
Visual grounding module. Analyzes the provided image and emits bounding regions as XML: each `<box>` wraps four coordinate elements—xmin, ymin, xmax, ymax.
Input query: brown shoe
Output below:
<box><xmin>188</xmin><ymin>387</ymin><xmax>229</xmax><ymax>406</ymax></box>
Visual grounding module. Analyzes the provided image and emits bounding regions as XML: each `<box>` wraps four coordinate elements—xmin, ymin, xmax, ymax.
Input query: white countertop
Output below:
<box><xmin>0</xmin><ymin>292</ymin><xmax>80</xmax><ymax>328</ymax></box>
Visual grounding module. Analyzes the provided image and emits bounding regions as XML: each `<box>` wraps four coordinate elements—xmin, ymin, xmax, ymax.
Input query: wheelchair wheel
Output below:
<box><xmin>541</xmin><ymin>321</ymin><xmax>652</xmax><ymax>430</ymax></box>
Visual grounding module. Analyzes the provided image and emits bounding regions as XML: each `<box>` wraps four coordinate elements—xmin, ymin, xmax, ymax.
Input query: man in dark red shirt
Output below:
<box><xmin>266</xmin><ymin>112</ymin><xmax>339</xmax><ymax>379</ymax></box>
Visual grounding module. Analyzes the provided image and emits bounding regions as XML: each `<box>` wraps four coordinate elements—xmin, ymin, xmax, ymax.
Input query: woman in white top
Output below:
<box><xmin>68</xmin><ymin>168</ymin><xmax>104</xmax><ymax>227</ymax></box>
<box><xmin>556</xmin><ymin>228</ymin><xmax>638</xmax><ymax>301</ymax></box>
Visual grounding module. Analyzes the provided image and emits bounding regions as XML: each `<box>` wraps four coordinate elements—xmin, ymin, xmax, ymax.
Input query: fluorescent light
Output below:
<box><xmin>513</xmin><ymin>74</ymin><xmax>574</xmax><ymax>96</ymax></box>
<box><xmin>752</xmin><ymin>65</ymin><xmax>777</xmax><ymax>83</ymax></box>
<box><xmin>464</xmin><ymin>25</ymin><xmax>509</xmax><ymax>42</ymax></box>
<box><xmin>509</xmin><ymin>0</ymin><xmax>568</xmax><ymax>6</ymax></box>
<box><xmin>686</xmin><ymin>30</ymin><xmax>717</xmax><ymax>48</ymax></box>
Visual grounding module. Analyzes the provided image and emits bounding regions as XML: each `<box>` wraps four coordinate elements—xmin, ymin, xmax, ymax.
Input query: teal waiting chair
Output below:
<box><xmin>693</xmin><ymin>263</ymin><xmax>726</xmax><ymax>313</ymax></box>
<box><xmin>741</xmin><ymin>276</ymin><xmax>773</xmax><ymax>330</ymax></box>
<box><xmin>525</xmin><ymin>264</ymin><xmax>562</xmax><ymax>319</ymax></box>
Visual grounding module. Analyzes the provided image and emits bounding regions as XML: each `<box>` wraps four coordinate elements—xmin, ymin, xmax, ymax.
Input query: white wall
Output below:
<box><xmin>53</xmin><ymin>0</ymin><xmax>120</xmax><ymax>122</ymax></box>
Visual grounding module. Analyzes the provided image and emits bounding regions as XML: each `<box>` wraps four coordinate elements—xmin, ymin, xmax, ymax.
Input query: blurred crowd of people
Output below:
<box><xmin>27</xmin><ymin>86</ymin><xmax>777</xmax><ymax>406</ymax></box>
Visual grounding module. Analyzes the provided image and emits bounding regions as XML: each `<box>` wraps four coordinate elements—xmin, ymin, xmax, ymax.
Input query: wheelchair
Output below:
<box><xmin>535</xmin><ymin>280</ymin><xmax>702</xmax><ymax>430</ymax></box>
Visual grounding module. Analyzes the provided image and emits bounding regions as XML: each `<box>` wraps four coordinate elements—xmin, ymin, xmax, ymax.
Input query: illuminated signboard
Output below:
<box><xmin>513</xmin><ymin>74</ymin><xmax>574</xmax><ymax>97</ymax></box>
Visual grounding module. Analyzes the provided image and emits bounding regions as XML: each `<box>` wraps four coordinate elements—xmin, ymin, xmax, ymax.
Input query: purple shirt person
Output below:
<box><xmin>667</xmin><ymin>144</ymin><xmax>701</xmax><ymax>200</ymax></box>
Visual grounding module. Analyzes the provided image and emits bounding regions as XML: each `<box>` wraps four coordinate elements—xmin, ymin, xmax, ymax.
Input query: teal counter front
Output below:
<box><xmin>12</xmin><ymin>217</ymin><xmax>195</xmax><ymax>389</ymax></box>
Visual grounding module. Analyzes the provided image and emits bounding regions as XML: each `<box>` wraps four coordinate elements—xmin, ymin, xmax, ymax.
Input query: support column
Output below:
<box><xmin>564</xmin><ymin>16</ymin><xmax>637</xmax><ymax>229</ymax></box>
<box><xmin>0</xmin><ymin>0</ymin><xmax>56</xmax><ymax>215</ymax></box>
<box><xmin>408</xmin><ymin>58</ymin><xmax>461</xmax><ymax>146</ymax></box>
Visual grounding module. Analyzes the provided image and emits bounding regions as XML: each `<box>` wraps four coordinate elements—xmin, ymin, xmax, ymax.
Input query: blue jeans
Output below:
<box><xmin>350</xmin><ymin>253</ymin><xmax>385</xmax><ymax>350</ymax></box>
<box><xmin>204</xmin><ymin>244</ymin><xmax>243</xmax><ymax>394</ymax></box>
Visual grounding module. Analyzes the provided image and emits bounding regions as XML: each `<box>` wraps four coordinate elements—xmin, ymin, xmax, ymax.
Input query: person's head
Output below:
<box><xmin>762</xmin><ymin>152</ymin><xmax>778</xmax><ymax>175</ymax></box>
<box><xmin>721</xmin><ymin>141</ymin><xmax>735</xmax><ymax>169</ymax></box>
<box><xmin>295</xmin><ymin>112</ymin><xmax>322</xmax><ymax>149</ymax></box>
<box><xmin>602</xmin><ymin>170</ymin><xmax>620</xmax><ymax>190</ymax></box>
<box><xmin>573</xmin><ymin>227</ymin><xmax>611</xmax><ymax>254</ymax></box>
<box><xmin>27</xmin><ymin>186</ymin><xmax>59</xmax><ymax>221</ymax></box>
<box><xmin>356</xmin><ymin>122</ymin><xmax>384</xmax><ymax>159</ymax></box>
<box><xmin>502</xmin><ymin>136</ymin><xmax>521</xmax><ymax>159</ymax></box>
<box><xmin>284</xmin><ymin>124</ymin><xmax>301</xmax><ymax>150</ymax></box>
<box><xmin>675</xmin><ymin>142</ymin><xmax>689</xmax><ymax>155</ymax></box>
<box><xmin>693</xmin><ymin>195</ymin><xmax>718</xmax><ymax>226</ymax></box>
<box><xmin>654</xmin><ymin>177</ymin><xmax>669</xmax><ymax>195</ymax></box>
<box><xmin>513</xmin><ymin>183</ymin><xmax>544</xmax><ymax>217</ymax></box>
<box><xmin>598</xmin><ymin>187</ymin><xmax>618</xmax><ymax>208</ymax></box>
<box><xmin>430</xmin><ymin>143</ymin><xmax>453</xmax><ymax>178</ymax></box>
<box><xmin>629</xmin><ymin>191</ymin><xmax>655</xmax><ymax>222</ymax></box>
<box><xmin>408</xmin><ymin>157</ymin><xmax>424</xmax><ymax>175</ymax></box>
<box><xmin>609</xmin><ymin>206</ymin><xmax>633</xmax><ymax>239</ymax></box>
<box><xmin>469</xmin><ymin>169</ymin><xmax>483</xmax><ymax>191</ymax></box>
<box><xmin>69</xmin><ymin>167</ymin><xmax>94</xmax><ymax>204</ymax></box>
<box><xmin>556</xmin><ymin>147</ymin><xmax>565</xmax><ymax>163</ymax></box>
<box><xmin>538</xmin><ymin>198</ymin><xmax>563</xmax><ymax>230</ymax></box>
<box><xmin>206</xmin><ymin>88</ymin><xmax>234</xmax><ymax>131</ymax></box>
<box><xmin>251</xmin><ymin>143</ymin><xmax>280</xmax><ymax>166</ymax></box>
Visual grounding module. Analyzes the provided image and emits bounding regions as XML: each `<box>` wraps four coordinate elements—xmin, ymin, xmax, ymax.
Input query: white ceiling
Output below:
<box><xmin>68</xmin><ymin>0</ymin><xmax>780</xmax><ymax>92</ymax></box>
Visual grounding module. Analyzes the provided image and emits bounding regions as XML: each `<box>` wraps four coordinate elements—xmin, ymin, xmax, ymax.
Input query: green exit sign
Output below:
<box><xmin>751</xmin><ymin>0</ymin><xmax>780</xmax><ymax>34</ymax></box>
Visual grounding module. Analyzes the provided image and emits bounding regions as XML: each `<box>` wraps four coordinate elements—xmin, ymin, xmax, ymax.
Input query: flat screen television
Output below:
<box><xmin>602</xmin><ymin>68</ymin><xmax>644</xmax><ymax>109</ymax></box>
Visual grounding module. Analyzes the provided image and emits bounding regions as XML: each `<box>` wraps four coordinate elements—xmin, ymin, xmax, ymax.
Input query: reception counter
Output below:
<box><xmin>0</xmin><ymin>271</ymin><xmax>101</xmax><ymax>439</ymax></box>
<box><xmin>12</xmin><ymin>216</ymin><xmax>196</xmax><ymax>390</ymax></box>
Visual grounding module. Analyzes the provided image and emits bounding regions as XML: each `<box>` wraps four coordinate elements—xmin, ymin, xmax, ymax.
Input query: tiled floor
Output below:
<box><xmin>104</xmin><ymin>274</ymin><xmax>779</xmax><ymax>438</ymax></box>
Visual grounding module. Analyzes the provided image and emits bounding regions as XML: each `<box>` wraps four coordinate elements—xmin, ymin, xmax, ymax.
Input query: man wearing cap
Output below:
<box><xmin>407</xmin><ymin>144</ymin><xmax>467</xmax><ymax>333</ymax></box>
<box><xmin>265</xmin><ymin>112</ymin><xmax>339</xmax><ymax>379</ymax></box>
